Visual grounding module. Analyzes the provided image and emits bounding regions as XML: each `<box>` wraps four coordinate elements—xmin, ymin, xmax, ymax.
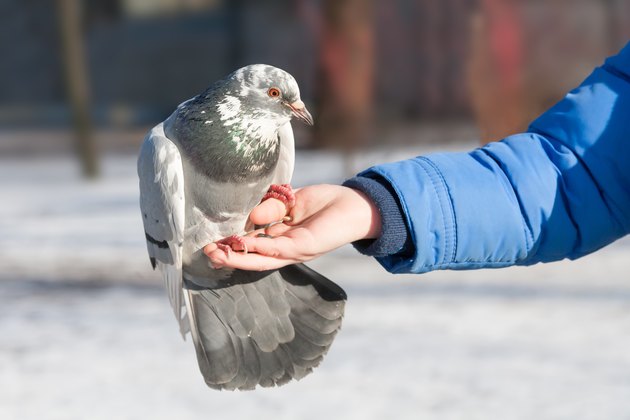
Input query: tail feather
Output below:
<box><xmin>290</xmin><ymin>314</ymin><xmax>339</xmax><ymax>347</ymax></box>
<box><xmin>241</xmin><ymin>281</ymin><xmax>291</xmax><ymax>352</ymax></box>
<box><xmin>278</xmin><ymin>343</ymin><xmax>311</xmax><ymax>378</ymax></box>
<box><xmin>184</xmin><ymin>264</ymin><xmax>346</xmax><ymax>390</ymax></box>
<box><xmin>284</xmin><ymin>291</ymin><xmax>343</xmax><ymax>334</ymax></box>
<box><xmin>185</xmin><ymin>289</ymin><xmax>240</xmax><ymax>385</ymax></box>
<box><xmin>239</xmin><ymin>338</ymin><xmax>263</xmax><ymax>390</ymax></box>
<box><xmin>254</xmin><ymin>346</ymin><xmax>286</xmax><ymax>387</ymax></box>
<box><xmin>281</xmin><ymin>264</ymin><xmax>346</xmax><ymax>320</ymax></box>
<box><xmin>290</xmin><ymin>329</ymin><xmax>330</xmax><ymax>361</ymax></box>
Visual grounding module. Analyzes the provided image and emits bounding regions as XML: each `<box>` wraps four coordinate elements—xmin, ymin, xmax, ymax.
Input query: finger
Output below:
<box><xmin>263</xmin><ymin>221</ymin><xmax>293</xmax><ymax>237</ymax></box>
<box><xmin>237</xmin><ymin>235</ymin><xmax>296</xmax><ymax>259</ymax></box>
<box><xmin>249</xmin><ymin>198</ymin><xmax>287</xmax><ymax>225</ymax></box>
<box><xmin>244</xmin><ymin>221</ymin><xmax>292</xmax><ymax>239</ymax></box>
<box><xmin>244</xmin><ymin>228</ymin><xmax>268</xmax><ymax>238</ymax></box>
<box><xmin>203</xmin><ymin>242</ymin><xmax>218</xmax><ymax>254</ymax></box>
<box><xmin>205</xmin><ymin>235</ymin><xmax>297</xmax><ymax>263</ymax></box>
<box><xmin>206</xmin><ymin>247</ymin><xmax>297</xmax><ymax>271</ymax></box>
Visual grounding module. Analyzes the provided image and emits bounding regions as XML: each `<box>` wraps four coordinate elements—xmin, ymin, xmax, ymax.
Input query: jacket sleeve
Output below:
<box><xmin>356</xmin><ymin>42</ymin><xmax>630</xmax><ymax>274</ymax></box>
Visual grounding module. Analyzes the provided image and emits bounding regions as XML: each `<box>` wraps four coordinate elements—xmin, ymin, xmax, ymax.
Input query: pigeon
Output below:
<box><xmin>137</xmin><ymin>64</ymin><xmax>347</xmax><ymax>390</ymax></box>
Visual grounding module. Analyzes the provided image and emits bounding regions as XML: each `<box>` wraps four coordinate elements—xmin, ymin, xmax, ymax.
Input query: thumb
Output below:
<box><xmin>249</xmin><ymin>198</ymin><xmax>287</xmax><ymax>225</ymax></box>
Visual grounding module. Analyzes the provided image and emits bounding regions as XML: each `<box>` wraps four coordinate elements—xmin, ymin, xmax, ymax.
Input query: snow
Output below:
<box><xmin>2</xmin><ymin>147</ymin><xmax>630</xmax><ymax>420</ymax></box>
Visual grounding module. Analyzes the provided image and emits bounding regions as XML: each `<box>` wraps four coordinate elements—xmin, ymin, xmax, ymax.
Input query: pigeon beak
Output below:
<box><xmin>287</xmin><ymin>100</ymin><xmax>314</xmax><ymax>126</ymax></box>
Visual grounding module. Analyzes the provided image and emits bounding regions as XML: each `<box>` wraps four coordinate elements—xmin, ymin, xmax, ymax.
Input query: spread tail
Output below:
<box><xmin>183</xmin><ymin>264</ymin><xmax>346</xmax><ymax>390</ymax></box>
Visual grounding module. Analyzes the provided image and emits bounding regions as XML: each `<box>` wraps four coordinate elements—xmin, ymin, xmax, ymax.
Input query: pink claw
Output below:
<box><xmin>262</xmin><ymin>184</ymin><xmax>295</xmax><ymax>211</ymax></box>
<box><xmin>215</xmin><ymin>235</ymin><xmax>248</xmax><ymax>256</ymax></box>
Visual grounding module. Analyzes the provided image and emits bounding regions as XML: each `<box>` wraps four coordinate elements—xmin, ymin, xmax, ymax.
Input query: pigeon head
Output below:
<box><xmin>166</xmin><ymin>65</ymin><xmax>312</xmax><ymax>182</ymax></box>
<box><xmin>224</xmin><ymin>64</ymin><xmax>314</xmax><ymax>127</ymax></box>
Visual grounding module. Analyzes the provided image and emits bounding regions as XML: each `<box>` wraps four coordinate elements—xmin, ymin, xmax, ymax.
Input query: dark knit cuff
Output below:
<box><xmin>342</xmin><ymin>175</ymin><xmax>413</xmax><ymax>257</ymax></box>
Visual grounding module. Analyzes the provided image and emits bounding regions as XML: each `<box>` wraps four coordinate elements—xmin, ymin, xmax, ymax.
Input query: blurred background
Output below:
<box><xmin>2</xmin><ymin>1</ymin><xmax>630</xmax><ymax>419</ymax></box>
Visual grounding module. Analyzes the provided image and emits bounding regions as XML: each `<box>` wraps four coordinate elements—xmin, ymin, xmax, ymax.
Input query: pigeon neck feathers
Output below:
<box><xmin>165</xmin><ymin>65</ymin><xmax>302</xmax><ymax>183</ymax></box>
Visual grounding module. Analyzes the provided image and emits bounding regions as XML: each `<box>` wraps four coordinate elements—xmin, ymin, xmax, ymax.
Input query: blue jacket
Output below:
<box><xmin>345</xmin><ymin>42</ymin><xmax>630</xmax><ymax>274</ymax></box>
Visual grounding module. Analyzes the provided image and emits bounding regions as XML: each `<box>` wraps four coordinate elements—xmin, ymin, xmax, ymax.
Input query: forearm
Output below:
<box><xmin>351</xmin><ymin>42</ymin><xmax>630</xmax><ymax>274</ymax></box>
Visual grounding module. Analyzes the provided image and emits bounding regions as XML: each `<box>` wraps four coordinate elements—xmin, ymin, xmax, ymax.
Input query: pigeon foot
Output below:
<box><xmin>216</xmin><ymin>235</ymin><xmax>248</xmax><ymax>255</ymax></box>
<box><xmin>262</xmin><ymin>184</ymin><xmax>295</xmax><ymax>212</ymax></box>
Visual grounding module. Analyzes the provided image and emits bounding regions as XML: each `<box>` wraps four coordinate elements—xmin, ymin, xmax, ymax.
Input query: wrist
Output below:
<box><xmin>344</xmin><ymin>187</ymin><xmax>382</xmax><ymax>241</ymax></box>
<box><xmin>342</xmin><ymin>175</ymin><xmax>413</xmax><ymax>257</ymax></box>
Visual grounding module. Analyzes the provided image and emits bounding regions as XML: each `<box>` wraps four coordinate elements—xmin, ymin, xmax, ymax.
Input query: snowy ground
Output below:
<box><xmin>2</xmin><ymin>147</ymin><xmax>630</xmax><ymax>420</ymax></box>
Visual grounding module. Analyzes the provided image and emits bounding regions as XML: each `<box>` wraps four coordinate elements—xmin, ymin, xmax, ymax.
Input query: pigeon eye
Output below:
<box><xmin>267</xmin><ymin>87</ymin><xmax>281</xmax><ymax>98</ymax></box>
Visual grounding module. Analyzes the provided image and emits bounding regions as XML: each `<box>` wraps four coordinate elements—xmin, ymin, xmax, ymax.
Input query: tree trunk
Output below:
<box><xmin>467</xmin><ymin>0</ymin><xmax>526</xmax><ymax>144</ymax></box>
<box><xmin>314</xmin><ymin>0</ymin><xmax>374</xmax><ymax>152</ymax></box>
<box><xmin>57</xmin><ymin>0</ymin><xmax>99</xmax><ymax>178</ymax></box>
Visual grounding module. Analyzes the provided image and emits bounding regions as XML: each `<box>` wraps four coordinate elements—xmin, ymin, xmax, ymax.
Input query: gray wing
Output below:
<box><xmin>138</xmin><ymin>122</ymin><xmax>188</xmax><ymax>336</ymax></box>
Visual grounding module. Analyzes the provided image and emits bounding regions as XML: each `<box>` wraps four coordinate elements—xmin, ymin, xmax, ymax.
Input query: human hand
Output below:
<box><xmin>204</xmin><ymin>184</ymin><xmax>382</xmax><ymax>271</ymax></box>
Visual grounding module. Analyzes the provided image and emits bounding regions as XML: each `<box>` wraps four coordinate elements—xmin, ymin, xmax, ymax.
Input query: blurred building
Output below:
<box><xmin>0</xmin><ymin>0</ymin><xmax>317</xmax><ymax>128</ymax></box>
<box><xmin>1</xmin><ymin>0</ymin><xmax>629</xmax><ymax>146</ymax></box>
<box><xmin>0</xmin><ymin>0</ymin><xmax>475</xmax><ymax>130</ymax></box>
<box><xmin>468</xmin><ymin>0</ymin><xmax>630</xmax><ymax>142</ymax></box>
